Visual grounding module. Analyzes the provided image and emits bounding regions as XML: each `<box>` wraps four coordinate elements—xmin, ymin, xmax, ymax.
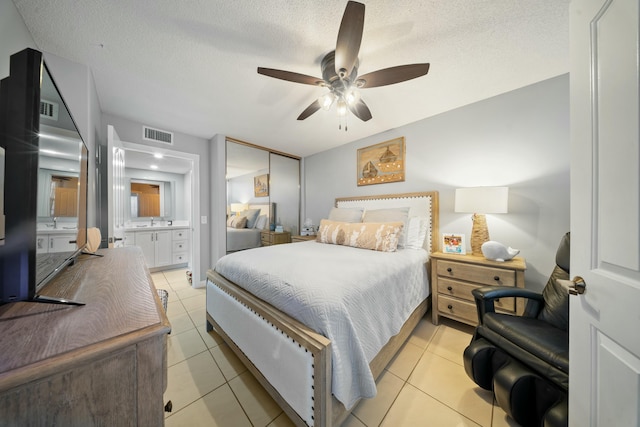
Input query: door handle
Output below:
<box><xmin>568</xmin><ymin>276</ymin><xmax>586</xmax><ymax>296</ymax></box>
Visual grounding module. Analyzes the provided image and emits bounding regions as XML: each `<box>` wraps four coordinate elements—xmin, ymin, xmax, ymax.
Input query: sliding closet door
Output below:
<box><xmin>269</xmin><ymin>153</ymin><xmax>300</xmax><ymax>236</ymax></box>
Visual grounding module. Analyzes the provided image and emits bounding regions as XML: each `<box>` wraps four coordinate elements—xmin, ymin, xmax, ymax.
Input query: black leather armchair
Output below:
<box><xmin>463</xmin><ymin>233</ymin><xmax>570</xmax><ymax>427</ymax></box>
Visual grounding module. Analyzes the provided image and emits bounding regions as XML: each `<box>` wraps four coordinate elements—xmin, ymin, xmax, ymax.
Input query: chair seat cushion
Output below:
<box><xmin>483</xmin><ymin>313</ymin><xmax>569</xmax><ymax>374</ymax></box>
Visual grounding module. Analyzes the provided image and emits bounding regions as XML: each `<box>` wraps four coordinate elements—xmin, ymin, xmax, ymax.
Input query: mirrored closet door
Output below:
<box><xmin>225</xmin><ymin>139</ymin><xmax>300</xmax><ymax>252</ymax></box>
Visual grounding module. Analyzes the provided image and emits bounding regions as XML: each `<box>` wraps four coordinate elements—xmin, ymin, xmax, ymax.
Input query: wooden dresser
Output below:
<box><xmin>261</xmin><ymin>230</ymin><xmax>291</xmax><ymax>246</ymax></box>
<box><xmin>0</xmin><ymin>247</ymin><xmax>171</xmax><ymax>425</ymax></box>
<box><xmin>430</xmin><ymin>252</ymin><xmax>526</xmax><ymax>326</ymax></box>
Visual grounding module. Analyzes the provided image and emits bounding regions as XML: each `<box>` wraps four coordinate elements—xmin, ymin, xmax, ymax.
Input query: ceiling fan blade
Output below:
<box><xmin>257</xmin><ymin>67</ymin><xmax>324</xmax><ymax>86</ymax></box>
<box><xmin>297</xmin><ymin>100</ymin><xmax>321</xmax><ymax>120</ymax></box>
<box><xmin>335</xmin><ymin>1</ymin><xmax>365</xmax><ymax>78</ymax></box>
<box><xmin>348</xmin><ymin>98</ymin><xmax>372</xmax><ymax>122</ymax></box>
<box><xmin>357</xmin><ymin>63</ymin><xmax>430</xmax><ymax>88</ymax></box>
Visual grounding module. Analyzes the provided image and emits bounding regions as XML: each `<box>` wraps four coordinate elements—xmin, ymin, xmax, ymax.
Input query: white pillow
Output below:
<box><xmin>405</xmin><ymin>216</ymin><xmax>429</xmax><ymax>250</ymax></box>
<box><xmin>362</xmin><ymin>207</ymin><xmax>410</xmax><ymax>247</ymax></box>
<box><xmin>254</xmin><ymin>214</ymin><xmax>268</xmax><ymax>230</ymax></box>
<box><xmin>328</xmin><ymin>207</ymin><xmax>363</xmax><ymax>223</ymax></box>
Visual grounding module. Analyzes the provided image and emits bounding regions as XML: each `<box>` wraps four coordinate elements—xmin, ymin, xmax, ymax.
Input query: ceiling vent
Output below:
<box><xmin>40</xmin><ymin>99</ymin><xmax>59</xmax><ymax>121</ymax></box>
<box><xmin>143</xmin><ymin>126</ymin><xmax>173</xmax><ymax>145</ymax></box>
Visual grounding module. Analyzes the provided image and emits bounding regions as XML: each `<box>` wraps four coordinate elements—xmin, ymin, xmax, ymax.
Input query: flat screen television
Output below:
<box><xmin>0</xmin><ymin>48</ymin><xmax>89</xmax><ymax>305</ymax></box>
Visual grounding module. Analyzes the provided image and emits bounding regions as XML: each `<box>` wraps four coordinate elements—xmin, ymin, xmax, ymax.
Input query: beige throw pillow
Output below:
<box><xmin>316</xmin><ymin>219</ymin><xmax>403</xmax><ymax>252</ymax></box>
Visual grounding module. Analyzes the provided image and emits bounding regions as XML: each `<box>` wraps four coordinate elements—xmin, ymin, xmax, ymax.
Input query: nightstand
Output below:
<box><xmin>261</xmin><ymin>230</ymin><xmax>291</xmax><ymax>246</ymax></box>
<box><xmin>291</xmin><ymin>235</ymin><xmax>316</xmax><ymax>243</ymax></box>
<box><xmin>430</xmin><ymin>252</ymin><xmax>526</xmax><ymax>326</ymax></box>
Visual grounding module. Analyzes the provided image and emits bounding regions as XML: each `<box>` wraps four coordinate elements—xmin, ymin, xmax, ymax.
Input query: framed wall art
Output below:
<box><xmin>357</xmin><ymin>137</ymin><xmax>405</xmax><ymax>186</ymax></box>
<box><xmin>254</xmin><ymin>174</ymin><xmax>269</xmax><ymax>197</ymax></box>
<box><xmin>442</xmin><ymin>233</ymin><xmax>466</xmax><ymax>255</ymax></box>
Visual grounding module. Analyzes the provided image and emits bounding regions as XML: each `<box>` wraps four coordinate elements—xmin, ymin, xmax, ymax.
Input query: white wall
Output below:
<box><xmin>304</xmin><ymin>75</ymin><xmax>570</xmax><ymax>291</ymax></box>
<box><xmin>0</xmin><ymin>1</ymin><xmax>36</xmax><ymax>78</ymax></box>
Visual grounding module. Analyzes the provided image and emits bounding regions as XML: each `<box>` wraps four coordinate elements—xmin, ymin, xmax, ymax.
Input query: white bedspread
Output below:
<box><xmin>213</xmin><ymin>240</ymin><xmax>429</xmax><ymax>409</ymax></box>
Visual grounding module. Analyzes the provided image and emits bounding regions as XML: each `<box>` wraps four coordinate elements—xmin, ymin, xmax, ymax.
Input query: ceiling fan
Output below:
<box><xmin>257</xmin><ymin>1</ymin><xmax>430</xmax><ymax>129</ymax></box>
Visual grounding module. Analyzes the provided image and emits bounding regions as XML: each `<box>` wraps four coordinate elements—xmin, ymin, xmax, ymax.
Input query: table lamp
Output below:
<box><xmin>454</xmin><ymin>187</ymin><xmax>509</xmax><ymax>256</ymax></box>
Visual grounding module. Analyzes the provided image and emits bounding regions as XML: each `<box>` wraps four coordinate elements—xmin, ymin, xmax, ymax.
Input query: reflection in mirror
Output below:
<box><xmin>225</xmin><ymin>139</ymin><xmax>300</xmax><ymax>253</ymax></box>
<box><xmin>129</xmin><ymin>180</ymin><xmax>172</xmax><ymax>218</ymax></box>
<box><xmin>270</xmin><ymin>153</ymin><xmax>300</xmax><ymax>236</ymax></box>
<box><xmin>37</xmin><ymin>124</ymin><xmax>83</xmax><ymax>221</ymax></box>
<box><xmin>226</xmin><ymin>140</ymin><xmax>269</xmax><ymax>252</ymax></box>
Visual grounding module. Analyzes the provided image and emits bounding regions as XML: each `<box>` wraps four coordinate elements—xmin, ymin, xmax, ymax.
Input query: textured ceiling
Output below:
<box><xmin>13</xmin><ymin>0</ymin><xmax>569</xmax><ymax>158</ymax></box>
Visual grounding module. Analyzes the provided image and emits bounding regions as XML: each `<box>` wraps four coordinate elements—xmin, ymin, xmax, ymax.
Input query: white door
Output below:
<box><xmin>107</xmin><ymin>125</ymin><xmax>126</xmax><ymax>248</ymax></box>
<box><xmin>569</xmin><ymin>0</ymin><xmax>640</xmax><ymax>425</ymax></box>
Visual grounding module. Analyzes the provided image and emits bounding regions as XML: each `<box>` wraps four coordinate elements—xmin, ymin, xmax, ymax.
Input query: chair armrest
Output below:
<box><xmin>472</xmin><ymin>286</ymin><xmax>544</xmax><ymax>324</ymax></box>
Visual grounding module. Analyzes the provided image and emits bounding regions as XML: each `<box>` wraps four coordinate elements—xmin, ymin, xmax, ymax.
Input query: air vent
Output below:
<box><xmin>143</xmin><ymin>126</ymin><xmax>173</xmax><ymax>145</ymax></box>
<box><xmin>40</xmin><ymin>99</ymin><xmax>59</xmax><ymax>121</ymax></box>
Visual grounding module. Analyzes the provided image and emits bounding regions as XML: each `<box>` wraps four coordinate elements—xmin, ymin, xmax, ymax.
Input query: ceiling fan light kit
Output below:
<box><xmin>257</xmin><ymin>1</ymin><xmax>430</xmax><ymax>130</ymax></box>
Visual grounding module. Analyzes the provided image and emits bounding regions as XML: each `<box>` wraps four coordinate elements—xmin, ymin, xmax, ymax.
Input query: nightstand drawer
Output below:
<box><xmin>437</xmin><ymin>278</ymin><xmax>516</xmax><ymax>312</ymax></box>
<box><xmin>437</xmin><ymin>260</ymin><xmax>516</xmax><ymax>286</ymax></box>
<box><xmin>437</xmin><ymin>295</ymin><xmax>478</xmax><ymax>324</ymax></box>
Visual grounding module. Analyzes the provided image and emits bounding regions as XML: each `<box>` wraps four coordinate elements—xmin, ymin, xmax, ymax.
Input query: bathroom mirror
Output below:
<box><xmin>129</xmin><ymin>179</ymin><xmax>173</xmax><ymax>218</ymax></box>
<box><xmin>127</xmin><ymin>178</ymin><xmax>174</xmax><ymax>220</ymax></box>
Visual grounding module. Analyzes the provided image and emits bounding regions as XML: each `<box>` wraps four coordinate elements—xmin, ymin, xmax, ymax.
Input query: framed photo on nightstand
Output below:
<box><xmin>443</xmin><ymin>233</ymin><xmax>466</xmax><ymax>254</ymax></box>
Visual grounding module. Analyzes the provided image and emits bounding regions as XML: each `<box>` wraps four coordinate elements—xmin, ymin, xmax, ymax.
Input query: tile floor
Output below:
<box><xmin>152</xmin><ymin>268</ymin><xmax>520</xmax><ymax>427</ymax></box>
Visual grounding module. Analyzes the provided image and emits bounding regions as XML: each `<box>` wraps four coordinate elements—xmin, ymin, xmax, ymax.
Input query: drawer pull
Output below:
<box><xmin>447</xmin><ymin>267</ymin><xmax>453</xmax><ymax>273</ymax></box>
<box><xmin>447</xmin><ymin>304</ymin><xmax>453</xmax><ymax>310</ymax></box>
<box><xmin>447</xmin><ymin>286</ymin><xmax>453</xmax><ymax>291</ymax></box>
<box><xmin>494</xmin><ymin>276</ymin><xmax>500</xmax><ymax>281</ymax></box>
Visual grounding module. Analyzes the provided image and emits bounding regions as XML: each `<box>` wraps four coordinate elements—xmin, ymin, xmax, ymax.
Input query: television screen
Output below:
<box><xmin>0</xmin><ymin>48</ymin><xmax>89</xmax><ymax>303</ymax></box>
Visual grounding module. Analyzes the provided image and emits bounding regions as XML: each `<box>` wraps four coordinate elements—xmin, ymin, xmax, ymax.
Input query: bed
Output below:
<box><xmin>207</xmin><ymin>191</ymin><xmax>439</xmax><ymax>426</ymax></box>
<box><xmin>226</xmin><ymin>203</ymin><xmax>270</xmax><ymax>252</ymax></box>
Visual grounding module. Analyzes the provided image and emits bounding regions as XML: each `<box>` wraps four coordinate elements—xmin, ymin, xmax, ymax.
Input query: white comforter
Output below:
<box><xmin>214</xmin><ymin>240</ymin><xmax>429</xmax><ymax>409</ymax></box>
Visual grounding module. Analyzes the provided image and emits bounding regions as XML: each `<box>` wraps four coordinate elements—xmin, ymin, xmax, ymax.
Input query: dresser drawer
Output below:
<box><xmin>437</xmin><ymin>278</ymin><xmax>516</xmax><ymax>312</ymax></box>
<box><xmin>437</xmin><ymin>260</ymin><xmax>516</xmax><ymax>286</ymax></box>
<box><xmin>437</xmin><ymin>295</ymin><xmax>478</xmax><ymax>324</ymax></box>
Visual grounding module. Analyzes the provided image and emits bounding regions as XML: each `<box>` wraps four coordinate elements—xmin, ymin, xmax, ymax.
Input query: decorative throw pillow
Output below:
<box><xmin>230</xmin><ymin>216</ymin><xmax>248</xmax><ymax>229</ymax></box>
<box><xmin>362</xmin><ymin>207</ymin><xmax>410</xmax><ymax>248</ymax></box>
<box><xmin>226</xmin><ymin>216</ymin><xmax>236</xmax><ymax>227</ymax></box>
<box><xmin>316</xmin><ymin>219</ymin><xmax>403</xmax><ymax>252</ymax></box>
<box><xmin>327</xmin><ymin>207</ymin><xmax>364</xmax><ymax>223</ymax></box>
<box><xmin>239</xmin><ymin>208</ymin><xmax>261</xmax><ymax>228</ymax></box>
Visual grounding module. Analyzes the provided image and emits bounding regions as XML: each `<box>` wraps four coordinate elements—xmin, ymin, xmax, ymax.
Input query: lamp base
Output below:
<box><xmin>470</xmin><ymin>214</ymin><xmax>490</xmax><ymax>256</ymax></box>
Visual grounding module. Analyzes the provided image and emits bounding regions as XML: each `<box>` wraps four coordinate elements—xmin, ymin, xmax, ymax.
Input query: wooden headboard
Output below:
<box><xmin>335</xmin><ymin>191</ymin><xmax>440</xmax><ymax>254</ymax></box>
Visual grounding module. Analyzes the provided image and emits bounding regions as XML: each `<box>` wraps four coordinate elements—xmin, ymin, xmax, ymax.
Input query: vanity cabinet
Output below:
<box><xmin>127</xmin><ymin>227</ymin><xmax>190</xmax><ymax>270</ymax></box>
<box><xmin>136</xmin><ymin>230</ymin><xmax>172</xmax><ymax>268</ymax></box>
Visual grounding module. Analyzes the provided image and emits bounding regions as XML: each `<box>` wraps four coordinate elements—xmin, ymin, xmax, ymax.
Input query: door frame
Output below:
<box><xmin>120</xmin><ymin>140</ymin><xmax>201</xmax><ymax>288</ymax></box>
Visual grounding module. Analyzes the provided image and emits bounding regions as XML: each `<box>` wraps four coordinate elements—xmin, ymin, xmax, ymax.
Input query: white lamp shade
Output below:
<box><xmin>455</xmin><ymin>187</ymin><xmax>509</xmax><ymax>214</ymax></box>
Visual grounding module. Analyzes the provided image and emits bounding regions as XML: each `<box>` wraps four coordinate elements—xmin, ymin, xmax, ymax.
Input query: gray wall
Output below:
<box><xmin>304</xmin><ymin>75</ymin><xmax>570</xmax><ymax>291</ymax></box>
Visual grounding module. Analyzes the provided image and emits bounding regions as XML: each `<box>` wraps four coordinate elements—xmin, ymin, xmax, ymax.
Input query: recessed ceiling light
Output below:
<box><xmin>150</xmin><ymin>164</ymin><xmax>159</xmax><ymax>169</ymax></box>
<box><xmin>153</xmin><ymin>153</ymin><xmax>163</xmax><ymax>159</ymax></box>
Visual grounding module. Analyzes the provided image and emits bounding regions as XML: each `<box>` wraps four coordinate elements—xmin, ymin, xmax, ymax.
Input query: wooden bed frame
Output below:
<box><xmin>206</xmin><ymin>191</ymin><xmax>439</xmax><ymax>426</ymax></box>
